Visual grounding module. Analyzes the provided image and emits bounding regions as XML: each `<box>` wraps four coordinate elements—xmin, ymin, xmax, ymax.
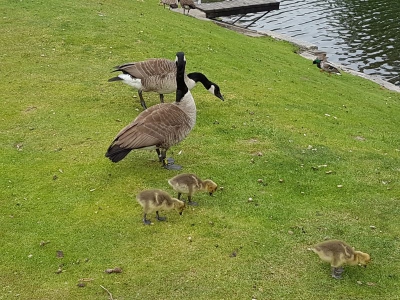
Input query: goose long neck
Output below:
<box><xmin>176</xmin><ymin>53</ymin><xmax>189</xmax><ymax>102</ymax></box>
<box><xmin>187</xmin><ymin>72</ymin><xmax>211</xmax><ymax>90</ymax></box>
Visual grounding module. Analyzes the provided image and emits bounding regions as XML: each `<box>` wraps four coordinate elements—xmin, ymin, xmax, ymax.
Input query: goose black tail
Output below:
<box><xmin>105</xmin><ymin>145</ymin><xmax>132</xmax><ymax>163</ymax></box>
<box><xmin>108</xmin><ymin>76</ymin><xmax>123</xmax><ymax>82</ymax></box>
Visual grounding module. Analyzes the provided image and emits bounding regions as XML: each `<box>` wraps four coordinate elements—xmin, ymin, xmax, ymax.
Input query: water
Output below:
<box><xmin>222</xmin><ymin>0</ymin><xmax>400</xmax><ymax>86</ymax></box>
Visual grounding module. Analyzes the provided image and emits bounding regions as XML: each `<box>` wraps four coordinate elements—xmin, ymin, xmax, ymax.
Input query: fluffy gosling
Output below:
<box><xmin>136</xmin><ymin>189</ymin><xmax>185</xmax><ymax>225</ymax></box>
<box><xmin>168</xmin><ymin>173</ymin><xmax>218</xmax><ymax>206</ymax></box>
<box><xmin>309</xmin><ymin>239</ymin><xmax>371</xmax><ymax>279</ymax></box>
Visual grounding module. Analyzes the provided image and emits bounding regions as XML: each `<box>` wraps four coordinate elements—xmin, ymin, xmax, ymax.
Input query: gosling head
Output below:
<box><xmin>204</xmin><ymin>180</ymin><xmax>218</xmax><ymax>196</ymax></box>
<box><xmin>174</xmin><ymin>199</ymin><xmax>186</xmax><ymax>215</ymax></box>
<box><xmin>355</xmin><ymin>251</ymin><xmax>371</xmax><ymax>267</ymax></box>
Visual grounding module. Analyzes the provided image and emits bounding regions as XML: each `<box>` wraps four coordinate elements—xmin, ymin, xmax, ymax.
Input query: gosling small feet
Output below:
<box><xmin>331</xmin><ymin>267</ymin><xmax>344</xmax><ymax>279</ymax></box>
<box><xmin>143</xmin><ymin>219</ymin><xmax>152</xmax><ymax>225</ymax></box>
<box><xmin>156</xmin><ymin>212</ymin><xmax>167</xmax><ymax>222</ymax></box>
<box><xmin>188</xmin><ymin>201</ymin><xmax>198</xmax><ymax>206</ymax></box>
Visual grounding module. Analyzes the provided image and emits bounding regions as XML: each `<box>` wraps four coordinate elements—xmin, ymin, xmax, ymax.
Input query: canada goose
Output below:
<box><xmin>108</xmin><ymin>58</ymin><xmax>224</xmax><ymax>110</ymax></box>
<box><xmin>179</xmin><ymin>0</ymin><xmax>196</xmax><ymax>15</ymax></box>
<box><xmin>309</xmin><ymin>240</ymin><xmax>371</xmax><ymax>279</ymax></box>
<box><xmin>161</xmin><ymin>0</ymin><xmax>178</xmax><ymax>9</ymax></box>
<box><xmin>105</xmin><ymin>52</ymin><xmax>196</xmax><ymax>170</ymax></box>
<box><xmin>136</xmin><ymin>189</ymin><xmax>185</xmax><ymax>225</ymax></box>
<box><xmin>313</xmin><ymin>58</ymin><xmax>341</xmax><ymax>75</ymax></box>
<box><xmin>168</xmin><ymin>173</ymin><xmax>218</xmax><ymax>206</ymax></box>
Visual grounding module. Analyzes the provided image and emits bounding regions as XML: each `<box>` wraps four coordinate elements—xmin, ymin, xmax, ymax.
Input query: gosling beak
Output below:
<box><xmin>209</xmin><ymin>192</ymin><xmax>213</xmax><ymax>196</ymax></box>
<box><xmin>179</xmin><ymin>212</ymin><xmax>183</xmax><ymax>216</ymax></box>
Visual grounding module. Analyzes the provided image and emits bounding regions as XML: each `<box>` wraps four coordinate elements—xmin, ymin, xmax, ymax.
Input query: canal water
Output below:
<box><xmin>221</xmin><ymin>0</ymin><xmax>400</xmax><ymax>86</ymax></box>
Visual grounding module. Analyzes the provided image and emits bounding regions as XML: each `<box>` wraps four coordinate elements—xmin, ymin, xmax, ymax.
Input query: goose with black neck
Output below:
<box><xmin>105</xmin><ymin>52</ymin><xmax>197</xmax><ymax>170</ymax></box>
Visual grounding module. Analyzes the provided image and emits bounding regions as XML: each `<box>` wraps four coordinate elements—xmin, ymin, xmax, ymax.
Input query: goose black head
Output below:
<box><xmin>187</xmin><ymin>72</ymin><xmax>224</xmax><ymax>101</ymax></box>
<box><xmin>210</xmin><ymin>83</ymin><xmax>224</xmax><ymax>101</ymax></box>
<box><xmin>175</xmin><ymin>52</ymin><xmax>189</xmax><ymax>102</ymax></box>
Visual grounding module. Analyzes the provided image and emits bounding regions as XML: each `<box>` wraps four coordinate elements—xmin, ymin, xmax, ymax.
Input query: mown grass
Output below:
<box><xmin>1</xmin><ymin>0</ymin><xmax>399</xmax><ymax>299</ymax></box>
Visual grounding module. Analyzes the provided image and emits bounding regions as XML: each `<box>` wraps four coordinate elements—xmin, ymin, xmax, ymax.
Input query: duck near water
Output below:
<box><xmin>313</xmin><ymin>58</ymin><xmax>341</xmax><ymax>75</ymax></box>
<box><xmin>136</xmin><ymin>189</ymin><xmax>185</xmax><ymax>225</ymax></box>
<box><xmin>105</xmin><ymin>52</ymin><xmax>197</xmax><ymax>170</ymax></box>
<box><xmin>108</xmin><ymin>57</ymin><xmax>223</xmax><ymax>110</ymax></box>
<box><xmin>168</xmin><ymin>173</ymin><xmax>218</xmax><ymax>206</ymax></box>
<box><xmin>309</xmin><ymin>240</ymin><xmax>371</xmax><ymax>279</ymax></box>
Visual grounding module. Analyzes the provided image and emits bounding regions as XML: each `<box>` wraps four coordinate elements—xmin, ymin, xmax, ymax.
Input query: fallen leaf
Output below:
<box><xmin>105</xmin><ymin>267</ymin><xmax>122</xmax><ymax>274</ymax></box>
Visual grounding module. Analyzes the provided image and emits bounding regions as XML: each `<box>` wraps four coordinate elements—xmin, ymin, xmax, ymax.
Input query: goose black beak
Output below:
<box><xmin>218</xmin><ymin>94</ymin><xmax>224</xmax><ymax>101</ymax></box>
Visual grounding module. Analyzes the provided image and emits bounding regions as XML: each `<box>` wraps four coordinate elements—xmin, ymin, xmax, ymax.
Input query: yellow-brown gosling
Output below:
<box><xmin>136</xmin><ymin>189</ymin><xmax>185</xmax><ymax>225</ymax></box>
<box><xmin>168</xmin><ymin>173</ymin><xmax>217</xmax><ymax>206</ymax></box>
<box><xmin>309</xmin><ymin>239</ymin><xmax>371</xmax><ymax>279</ymax></box>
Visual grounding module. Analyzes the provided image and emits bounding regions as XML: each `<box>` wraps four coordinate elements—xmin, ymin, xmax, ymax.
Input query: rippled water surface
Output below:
<box><xmin>223</xmin><ymin>0</ymin><xmax>400</xmax><ymax>86</ymax></box>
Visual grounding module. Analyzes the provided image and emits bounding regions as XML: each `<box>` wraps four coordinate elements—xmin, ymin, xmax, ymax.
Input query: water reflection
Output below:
<box><xmin>223</xmin><ymin>0</ymin><xmax>400</xmax><ymax>86</ymax></box>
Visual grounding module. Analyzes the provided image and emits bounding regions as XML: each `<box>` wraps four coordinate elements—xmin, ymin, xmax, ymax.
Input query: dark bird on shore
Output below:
<box><xmin>160</xmin><ymin>0</ymin><xmax>178</xmax><ymax>9</ymax></box>
<box><xmin>108</xmin><ymin>57</ymin><xmax>223</xmax><ymax>110</ymax></box>
<box><xmin>179</xmin><ymin>0</ymin><xmax>196</xmax><ymax>15</ymax></box>
<box><xmin>105</xmin><ymin>52</ymin><xmax>197</xmax><ymax>170</ymax></box>
<box><xmin>313</xmin><ymin>58</ymin><xmax>341</xmax><ymax>75</ymax></box>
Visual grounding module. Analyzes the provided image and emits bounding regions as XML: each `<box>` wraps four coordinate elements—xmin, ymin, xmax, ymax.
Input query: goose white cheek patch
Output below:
<box><xmin>208</xmin><ymin>85</ymin><xmax>215</xmax><ymax>95</ymax></box>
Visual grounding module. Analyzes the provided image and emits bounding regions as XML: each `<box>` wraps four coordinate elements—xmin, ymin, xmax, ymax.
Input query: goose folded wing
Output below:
<box><xmin>112</xmin><ymin>104</ymin><xmax>192</xmax><ymax>150</ymax></box>
<box><xmin>114</xmin><ymin>59</ymin><xmax>175</xmax><ymax>79</ymax></box>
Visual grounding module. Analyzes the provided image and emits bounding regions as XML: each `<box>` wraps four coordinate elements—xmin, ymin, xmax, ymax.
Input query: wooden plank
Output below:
<box><xmin>197</xmin><ymin>0</ymin><xmax>279</xmax><ymax>19</ymax></box>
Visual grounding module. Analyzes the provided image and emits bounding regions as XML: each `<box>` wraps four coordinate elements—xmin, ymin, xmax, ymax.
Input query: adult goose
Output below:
<box><xmin>161</xmin><ymin>0</ymin><xmax>178</xmax><ymax>9</ymax></box>
<box><xmin>179</xmin><ymin>0</ymin><xmax>196</xmax><ymax>15</ymax></box>
<box><xmin>108</xmin><ymin>57</ymin><xmax>224</xmax><ymax>110</ymax></box>
<box><xmin>105</xmin><ymin>52</ymin><xmax>196</xmax><ymax>170</ymax></box>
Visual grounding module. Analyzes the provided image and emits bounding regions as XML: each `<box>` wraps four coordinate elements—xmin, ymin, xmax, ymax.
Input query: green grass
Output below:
<box><xmin>1</xmin><ymin>0</ymin><xmax>399</xmax><ymax>299</ymax></box>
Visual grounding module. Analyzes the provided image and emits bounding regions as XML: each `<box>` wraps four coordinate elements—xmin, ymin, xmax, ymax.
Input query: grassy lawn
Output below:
<box><xmin>1</xmin><ymin>0</ymin><xmax>399</xmax><ymax>299</ymax></box>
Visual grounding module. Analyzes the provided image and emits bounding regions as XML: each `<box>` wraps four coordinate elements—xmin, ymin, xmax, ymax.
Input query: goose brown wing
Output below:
<box><xmin>114</xmin><ymin>59</ymin><xmax>176</xmax><ymax>79</ymax></box>
<box><xmin>111</xmin><ymin>103</ymin><xmax>192</xmax><ymax>150</ymax></box>
<box><xmin>162</xmin><ymin>0</ymin><xmax>178</xmax><ymax>5</ymax></box>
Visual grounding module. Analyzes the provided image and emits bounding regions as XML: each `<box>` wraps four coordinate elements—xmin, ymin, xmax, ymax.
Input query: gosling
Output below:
<box><xmin>168</xmin><ymin>173</ymin><xmax>217</xmax><ymax>206</ymax></box>
<box><xmin>136</xmin><ymin>189</ymin><xmax>185</xmax><ymax>225</ymax></box>
<box><xmin>309</xmin><ymin>239</ymin><xmax>371</xmax><ymax>279</ymax></box>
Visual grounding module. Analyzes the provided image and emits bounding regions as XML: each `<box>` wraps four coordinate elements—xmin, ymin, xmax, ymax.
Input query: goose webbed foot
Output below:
<box><xmin>331</xmin><ymin>267</ymin><xmax>344</xmax><ymax>279</ymax></box>
<box><xmin>162</xmin><ymin>157</ymin><xmax>182</xmax><ymax>170</ymax></box>
<box><xmin>156</xmin><ymin>211</ymin><xmax>167</xmax><ymax>222</ymax></box>
<box><xmin>163</xmin><ymin>163</ymin><xmax>182</xmax><ymax>170</ymax></box>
